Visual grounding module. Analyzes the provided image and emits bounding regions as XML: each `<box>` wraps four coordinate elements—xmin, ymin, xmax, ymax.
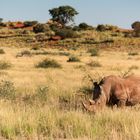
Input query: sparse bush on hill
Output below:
<box><xmin>55</xmin><ymin>28</ymin><xmax>79</xmax><ymax>38</ymax></box>
<box><xmin>33</xmin><ymin>23</ymin><xmax>51</xmax><ymax>33</ymax></box>
<box><xmin>96</xmin><ymin>24</ymin><xmax>118</xmax><ymax>32</ymax></box>
<box><xmin>24</xmin><ymin>21</ymin><xmax>38</xmax><ymax>27</ymax></box>
<box><xmin>96</xmin><ymin>24</ymin><xmax>106</xmax><ymax>32</ymax></box>
<box><xmin>78</xmin><ymin>22</ymin><xmax>94</xmax><ymax>30</ymax></box>
<box><xmin>0</xmin><ymin>22</ymin><xmax>6</xmax><ymax>27</ymax></box>
<box><xmin>36</xmin><ymin>58</ymin><xmax>62</xmax><ymax>68</ymax></box>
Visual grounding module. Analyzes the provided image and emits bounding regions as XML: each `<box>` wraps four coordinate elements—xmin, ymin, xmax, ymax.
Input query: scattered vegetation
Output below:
<box><xmin>0</xmin><ymin>5</ymin><xmax>140</xmax><ymax>140</ymax></box>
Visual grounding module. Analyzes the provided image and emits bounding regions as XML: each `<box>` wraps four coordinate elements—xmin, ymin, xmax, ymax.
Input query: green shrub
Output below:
<box><xmin>36</xmin><ymin>58</ymin><xmax>61</xmax><ymax>68</ymax></box>
<box><xmin>55</xmin><ymin>28</ymin><xmax>78</xmax><ymax>38</ymax></box>
<box><xmin>67</xmin><ymin>55</ymin><xmax>80</xmax><ymax>62</ymax></box>
<box><xmin>33</xmin><ymin>23</ymin><xmax>50</xmax><ymax>33</ymax></box>
<box><xmin>78</xmin><ymin>22</ymin><xmax>93</xmax><ymax>30</ymax></box>
<box><xmin>96</xmin><ymin>24</ymin><xmax>106</xmax><ymax>32</ymax></box>
<box><xmin>88</xmin><ymin>48</ymin><xmax>99</xmax><ymax>56</ymax></box>
<box><xmin>0</xmin><ymin>61</ymin><xmax>11</xmax><ymax>69</ymax></box>
<box><xmin>24</xmin><ymin>21</ymin><xmax>38</xmax><ymax>27</ymax></box>
<box><xmin>0</xmin><ymin>49</ymin><xmax>5</xmax><ymax>54</ymax></box>
<box><xmin>96</xmin><ymin>24</ymin><xmax>118</xmax><ymax>32</ymax></box>
<box><xmin>0</xmin><ymin>80</ymin><xmax>16</xmax><ymax>100</ymax></box>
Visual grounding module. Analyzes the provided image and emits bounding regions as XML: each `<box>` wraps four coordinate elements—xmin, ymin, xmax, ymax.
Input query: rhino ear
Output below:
<box><xmin>93</xmin><ymin>82</ymin><xmax>98</xmax><ymax>86</ymax></box>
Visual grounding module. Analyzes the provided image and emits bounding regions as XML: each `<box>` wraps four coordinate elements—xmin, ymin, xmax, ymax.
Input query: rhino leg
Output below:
<box><xmin>117</xmin><ymin>99</ymin><xmax>126</xmax><ymax>108</ymax></box>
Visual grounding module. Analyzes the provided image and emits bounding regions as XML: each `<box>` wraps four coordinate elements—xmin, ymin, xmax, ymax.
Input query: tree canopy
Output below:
<box><xmin>49</xmin><ymin>5</ymin><xmax>78</xmax><ymax>26</ymax></box>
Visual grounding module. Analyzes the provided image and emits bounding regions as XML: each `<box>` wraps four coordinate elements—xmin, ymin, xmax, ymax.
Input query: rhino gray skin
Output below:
<box><xmin>83</xmin><ymin>75</ymin><xmax>140</xmax><ymax>112</ymax></box>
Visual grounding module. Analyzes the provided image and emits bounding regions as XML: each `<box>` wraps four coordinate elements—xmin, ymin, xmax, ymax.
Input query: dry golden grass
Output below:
<box><xmin>0</xmin><ymin>45</ymin><xmax>140</xmax><ymax>140</ymax></box>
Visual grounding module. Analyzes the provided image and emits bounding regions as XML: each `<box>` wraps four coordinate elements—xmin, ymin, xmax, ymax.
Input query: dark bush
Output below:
<box><xmin>55</xmin><ymin>28</ymin><xmax>78</xmax><ymax>38</ymax></box>
<box><xmin>36</xmin><ymin>58</ymin><xmax>62</xmax><ymax>68</ymax></box>
<box><xmin>0</xmin><ymin>22</ymin><xmax>6</xmax><ymax>27</ymax></box>
<box><xmin>96</xmin><ymin>24</ymin><xmax>118</xmax><ymax>32</ymax></box>
<box><xmin>33</xmin><ymin>23</ymin><xmax>50</xmax><ymax>33</ymax></box>
<box><xmin>0</xmin><ymin>49</ymin><xmax>5</xmax><ymax>54</ymax></box>
<box><xmin>96</xmin><ymin>24</ymin><xmax>106</xmax><ymax>32</ymax></box>
<box><xmin>78</xmin><ymin>22</ymin><xmax>93</xmax><ymax>30</ymax></box>
<box><xmin>24</xmin><ymin>21</ymin><xmax>38</xmax><ymax>27</ymax></box>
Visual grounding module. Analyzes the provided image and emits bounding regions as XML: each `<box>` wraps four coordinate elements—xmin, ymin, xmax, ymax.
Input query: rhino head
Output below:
<box><xmin>83</xmin><ymin>81</ymin><xmax>106</xmax><ymax>112</ymax></box>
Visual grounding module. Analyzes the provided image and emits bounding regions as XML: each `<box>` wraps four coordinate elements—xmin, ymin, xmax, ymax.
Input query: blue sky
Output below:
<box><xmin>0</xmin><ymin>0</ymin><xmax>140</xmax><ymax>28</ymax></box>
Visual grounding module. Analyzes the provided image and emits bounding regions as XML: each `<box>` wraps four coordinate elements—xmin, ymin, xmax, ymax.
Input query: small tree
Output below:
<box><xmin>49</xmin><ymin>5</ymin><xmax>78</xmax><ymax>26</ymax></box>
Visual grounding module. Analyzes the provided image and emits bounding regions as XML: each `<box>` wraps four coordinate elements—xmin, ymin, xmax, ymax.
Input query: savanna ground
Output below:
<box><xmin>0</xmin><ymin>29</ymin><xmax>140</xmax><ymax>140</ymax></box>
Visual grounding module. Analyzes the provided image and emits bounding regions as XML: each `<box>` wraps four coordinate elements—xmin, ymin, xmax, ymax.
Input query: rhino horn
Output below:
<box><xmin>82</xmin><ymin>102</ymin><xmax>95</xmax><ymax>112</ymax></box>
<box><xmin>89</xmin><ymin>99</ymin><xmax>95</xmax><ymax>105</ymax></box>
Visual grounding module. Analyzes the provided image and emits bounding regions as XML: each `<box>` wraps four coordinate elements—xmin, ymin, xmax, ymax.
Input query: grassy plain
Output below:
<box><xmin>0</xmin><ymin>28</ymin><xmax>140</xmax><ymax>139</ymax></box>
